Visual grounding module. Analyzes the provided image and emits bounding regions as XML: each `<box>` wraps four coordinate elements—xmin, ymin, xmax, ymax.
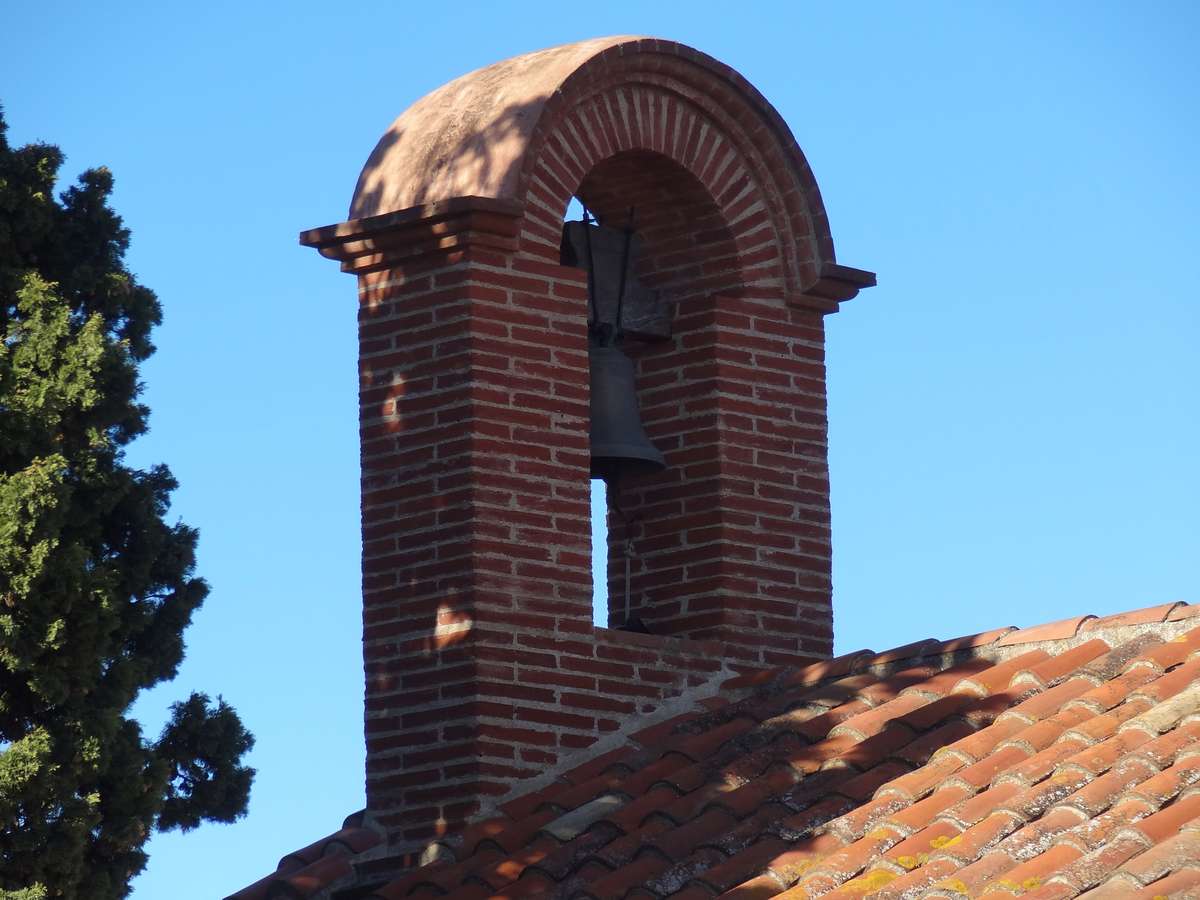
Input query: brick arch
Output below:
<box><xmin>516</xmin><ymin>42</ymin><xmax>831</xmax><ymax>300</ymax></box>
<box><xmin>572</xmin><ymin>149</ymin><xmax>741</xmax><ymax>302</ymax></box>
<box><xmin>350</xmin><ymin>36</ymin><xmax>837</xmax><ymax>301</ymax></box>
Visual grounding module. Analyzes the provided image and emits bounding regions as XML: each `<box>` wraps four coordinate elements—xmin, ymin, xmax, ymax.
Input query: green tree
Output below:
<box><xmin>0</xmin><ymin>109</ymin><xmax>253</xmax><ymax>899</ymax></box>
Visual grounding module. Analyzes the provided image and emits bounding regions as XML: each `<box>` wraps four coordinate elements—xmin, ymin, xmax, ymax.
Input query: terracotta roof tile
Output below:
<box><xmin>581</xmin><ymin>850</ymin><xmax>671</xmax><ymax>898</ymax></box>
<box><xmin>1122</xmin><ymin>867</ymin><xmax>1200</xmax><ymax>897</ymax></box>
<box><xmin>887</xmin><ymin>786</ymin><xmax>973</xmax><ymax>834</ymax></box>
<box><xmin>228</xmin><ymin>607</ymin><xmax>1200</xmax><ymax>900</ymax></box>
<box><xmin>881</xmin><ymin>818</ymin><xmax>961</xmax><ymax>869</ymax></box>
<box><xmin>1012</xmin><ymin>639</ymin><xmax>1112</xmax><ymax>689</ymax></box>
<box><xmin>995</xmin><ymin>614</ymin><xmax>1096</xmax><ymax>646</ymax></box>
<box><xmin>521</xmin><ymin>824</ymin><xmax>619</xmax><ymax>883</ymax></box>
<box><xmin>881</xmin><ymin>854</ymin><xmax>959</xmax><ymax>896</ymax></box>
<box><xmin>1166</xmin><ymin>603</ymin><xmax>1200</xmax><ymax>622</ymax></box>
<box><xmin>1125</xmin><ymin>794</ymin><xmax>1200</xmax><ymax>845</ymax></box>
<box><xmin>977</xmin><ymin>841</ymin><xmax>1084</xmax><ymax>894</ymax></box>
<box><xmin>226</xmin><ymin>812</ymin><xmax>380</xmax><ymax>900</ymax></box>
<box><xmin>1081</xmin><ymin>602</ymin><xmax>1185</xmax><ymax>631</ymax></box>
<box><xmin>867</xmin><ymin>639</ymin><xmax>943</xmax><ymax>667</ymax></box>
<box><xmin>894</xmin><ymin>659</ymin><xmax>994</xmax><ymax>699</ymax></box>
<box><xmin>561</xmin><ymin>745</ymin><xmax>638</xmax><ymax>785</ymax></box>
<box><xmin>1133</xmin><ymin>639</ymin><xmax>1197</xmax><ymax>673</ymax></box>
<box><xmin>1107</xmin><ymin>827</ymin><xmax>1200</xmax><ymax>886</ymax></box>
<box><xmin>828</xmin><ymin>695</ymin><xmax>929</xmax><ymax>741</ymax></box>
<box><xmin>945</xmin><ymin>782</ymin><xmax>1025</xmax><ymax>831</ymax></box>
<box><xmin>781</xmin><ymin>702</ymin><xmax>871</xmax><ymax>744</ymax></box>
<box><xmin>891</xmin><ymin>720</ymin><xmax>978</xmax><ymax>769</ymax></box>
<box><xmin>1132</xmin><ymin>658</ymin><xmax>1200</xmax><ymax>706</ymax></box>
<box><xmin>764</xmin><ymin>831</ymin><xmax>847</xmax><ymax>883</ymax></box>
<box><xmin>928</xmin><ymin>627</ymin><xmax>1017</xmax><ymax>654</ymax></box>
<box><xmin>783</xmin><ymin>651</ymin><xmax>876</xmax><ymax>687</ymax></box>
<box><xmin>632</xmin><ymin>712</ymin><xmax>711</xmax><ymax>747</ymax></box>
<box><xmin>1021</xmin><ymin>883</ymin><xmax>1079</xmax><ymax>900</ymax></box>
<box><xmin>691</xmin><ymin>836</ymin><xmax>790</xmax><ymax>892</ymax></box>
<box><xmin>1050</xmin><ymin>832</ymin><xmax>1151</xmax><ymax>895</ymax></box>
<box><xmin>1062</xmin><ymin>759</ymin><xmax>1159</xmax><ymax>816</ymax></box>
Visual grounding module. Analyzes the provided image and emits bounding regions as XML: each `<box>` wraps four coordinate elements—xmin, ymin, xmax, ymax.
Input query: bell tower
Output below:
<box><xmin>300</xmin><ymin>36</ymin><xmax>873</xmax><ymax>858</ymax></box>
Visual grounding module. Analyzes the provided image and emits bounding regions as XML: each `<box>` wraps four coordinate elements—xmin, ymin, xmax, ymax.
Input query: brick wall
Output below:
<box><xmin>300</xmin><ymin>37</ymin><xmax>873</xmax><ymax>856</ymax></box>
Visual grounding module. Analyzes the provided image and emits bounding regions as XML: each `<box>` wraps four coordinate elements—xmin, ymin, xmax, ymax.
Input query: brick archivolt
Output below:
<box><xmin>348</xmin><ymin>38</ymin><xmax>836</xmax><ymax>301</ymax></box>
<box><xmin>519</xmin><ymin>53</ymin><xmax>832</xmax><ymax>299</ymax></box>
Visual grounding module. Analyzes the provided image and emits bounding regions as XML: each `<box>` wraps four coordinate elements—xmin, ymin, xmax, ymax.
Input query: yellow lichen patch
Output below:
<box><xmin>775</xmin><ymin>857</ymin><xmax>816</xmax><ymax>881</ymax></box>
<box><xmin>988</xmin><ymin>878</ymin><xmax>1022</xmax><ymax>894</ymax></box>
<box><xmin>933</xmin><ymin>877</ymin><xmax>970</xmax><ymax>895</ymax></box>
<box><xmin>1022</xmin><ymin>877</ymin><xmax>1042</xmax><ymax>890</ymax></box>
<box><xmin>865</xmin><ymin>828</ymin><xmax>893</xmax><ymax>841</ymax></box>
<box><xmin>835</xmin><ymin>869</ymin><xmax>897</xmax><ymax>894</ymax></box>
<box><xmin>930</xmin><ymin>834</ymin><xmax>962</xmax><ymax>849</ymax></box>
<box><xmin>896</xmin><ymin>855</ymin><xmax>919</xmax><ymax>870</ymax></box>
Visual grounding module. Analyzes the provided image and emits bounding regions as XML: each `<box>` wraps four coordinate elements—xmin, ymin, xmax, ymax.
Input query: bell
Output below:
<box><xmin>589</xmin><ymin>345</ymin><xmax>666</xmax><ymax>481</ymax></box>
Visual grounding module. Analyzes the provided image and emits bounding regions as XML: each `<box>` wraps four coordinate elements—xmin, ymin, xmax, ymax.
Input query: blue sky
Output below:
<box><xmin>2</xmin><ymin>2</ymin><xmax>1198</xmax><ymax>897</ymax></box>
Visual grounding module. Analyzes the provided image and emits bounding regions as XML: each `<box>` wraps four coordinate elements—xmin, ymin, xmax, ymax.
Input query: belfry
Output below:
<box><xmin>297</xmin><ymin>35</ymin><xmax>874</xmax><ymax>854</ymax></box>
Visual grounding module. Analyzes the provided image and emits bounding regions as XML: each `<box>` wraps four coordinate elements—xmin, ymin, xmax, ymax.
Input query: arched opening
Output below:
<box><xmin>575</xmin><ymin>150</ymin><xmax>746</xmax><ymax>301</ymax></box>
<box><xmin>562</xmin><ymin>195</ymin><xmax>613</xmax><ymax>627</ymax></box>
<box><xmin>563</xmin><ymin>151</ymin><xmax>743</xmax><ymax>632</ymax></box>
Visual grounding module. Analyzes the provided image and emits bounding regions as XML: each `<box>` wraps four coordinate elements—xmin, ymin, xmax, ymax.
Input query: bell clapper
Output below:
<box><xmin>624</xmin><ymin>537</ymin><xmax>634</xmax><ymax>629</ymax></box>
<box><xmin>606</xmin><ymin>474</ymin><xmax>647</xmax><ymax>633</ymax></box>
<box><xmin>608</xmin><ymin>474</ymin><xmax>634</xmax><ymax>627</ymax></box>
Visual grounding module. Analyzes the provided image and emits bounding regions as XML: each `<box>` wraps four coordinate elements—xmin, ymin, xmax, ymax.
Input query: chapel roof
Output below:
<box><xmin>228</xmin><ymin>600</ymin><xmax>1200</xmax><ymax>900</ymax></box>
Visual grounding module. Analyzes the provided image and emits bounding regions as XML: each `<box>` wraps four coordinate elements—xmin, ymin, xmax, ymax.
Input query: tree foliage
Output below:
<box><xmin>0</xmin><ymin>109</ymin><xmax>253</xmax><ymax>899</ymax></box>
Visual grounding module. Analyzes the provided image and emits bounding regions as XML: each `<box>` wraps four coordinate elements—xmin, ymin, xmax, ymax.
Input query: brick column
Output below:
<box><xmin>613</xmin><ymin>293</ymin><xmax>837</xmax><ymax>665</ymax></box>
<box><xmin>304</xmin><ymin>199</ymin><xmax>592</xmax><ymax>843</ymax></box>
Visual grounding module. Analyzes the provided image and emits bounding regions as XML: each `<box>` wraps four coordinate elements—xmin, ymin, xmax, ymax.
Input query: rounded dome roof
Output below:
<box><xmin>351</xmin><ymin>37</ymin><xmax>639</xmax><ymax>219</ymax></box>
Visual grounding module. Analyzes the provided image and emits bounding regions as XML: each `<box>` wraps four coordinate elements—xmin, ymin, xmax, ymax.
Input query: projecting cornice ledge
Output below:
<box><xmin>299</xmin><ymin>197</ymin><xmax>876</xmax><ymax>311</ymax></box>
<box><xmin>791</xmin><ymin>263</ymin><xmax>877</xmax><ymax>313</ymax></box>
<box><xmin>298</xmin><ymin>196</ymin><xmax>525</xmax><ymax>274</ymax></box>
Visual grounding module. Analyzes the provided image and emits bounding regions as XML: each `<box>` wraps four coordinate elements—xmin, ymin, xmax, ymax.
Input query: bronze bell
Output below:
<box><xmin>589</xmin><ymin>345</ymin><xmax>665</xmax><ymax>481</ymax></box>
<box><xmin>561</xmin><ymin>208</ymin><xmax>667</xmax><ymax>482</ymax></box>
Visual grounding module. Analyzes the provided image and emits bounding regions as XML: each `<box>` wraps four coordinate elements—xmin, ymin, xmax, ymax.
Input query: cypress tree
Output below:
<box><xmin>0</xmin><ymin>109</ymin><xmax>253</xmax><ymax>899</ymax></box>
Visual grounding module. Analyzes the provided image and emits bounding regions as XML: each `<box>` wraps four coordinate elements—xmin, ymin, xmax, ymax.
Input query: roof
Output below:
<box><xmin>344</xmin><ymin>36</ymin><xmax>838</xmax><ymax>293</ymax></box>
<box><xmin>350</xmin><ymin>36</ymin><xmax>634</xmax><ymax>219</ymax></box>
<box><xmin>228</xmin><ymin>601</ymin><xmax>1200</xmax><ymax>900</ymax></box>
